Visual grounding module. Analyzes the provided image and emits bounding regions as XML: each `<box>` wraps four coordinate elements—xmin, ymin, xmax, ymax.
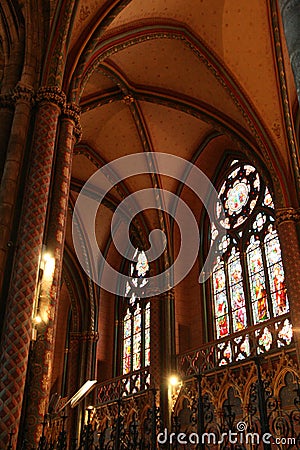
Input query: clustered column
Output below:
<box><xmin>0</xmin><ymin>90</ymin><xmax>15</xmax><ymax>177</ymax></box>
<box><xmin>149</xmin><ymin>295</ymin><xmax>161</xmax><ymax>389</ymax></box>
<box><xmin>159</xmin><ymin>289</ymin><xmax>175</xmax><ymax>430</ymax></box>
<box><xmin>0</xmin><ymin>86</ymin><xmax>65</xmax><ymax>448</ymax></box>
<box><xmin>24</xmin><ymin>103</ymin><xmax>82</xmax><ymax>447</ymax></box>
<box><xmin>278</xmin><ymin>0</ymin><xmax>300</xmax><ymax>104</ymax></box>
<box><xmin>276</xmin><ymin>207</ymin><xmax>300</xmax><ymax>361</ymax></box>
<box><xmin>0</xmin><ymin>84</ymin><xmax>34</xmax><ymax>293</ymax></box>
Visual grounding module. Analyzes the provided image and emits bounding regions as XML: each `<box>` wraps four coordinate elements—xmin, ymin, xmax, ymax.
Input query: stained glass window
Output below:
<box><xmin>122</xmin><ymin>250</ymin><xmax>150</xmax><ymax>374</ymax></box>
<box><xmin>211</xmin><ymin>161</ymin><xmax>290</xmax><ymax>343</ymax></box>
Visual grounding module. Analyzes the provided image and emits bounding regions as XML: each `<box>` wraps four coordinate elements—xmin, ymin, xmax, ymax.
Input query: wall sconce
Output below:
<box><xmin>31</xmin><ymin>247</ymin><xmax>55</xmax><ymax>340</ymax></box>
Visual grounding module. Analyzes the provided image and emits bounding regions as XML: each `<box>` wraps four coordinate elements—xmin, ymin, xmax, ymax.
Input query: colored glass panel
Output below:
<box><xmin>136</xmin><ymin>251</ymin><xmax>149</xmax><ymax>277</ymax></box>
<box><xmin>278</xmin><ymin>319</ymin><xmax>293</xmax><ymax>346</ymax></box>
<box><xmin>258</xmin><ymin>327</ymin><xmax>272</xmax><ymax>352</ymax></box>
<box><xmin>228</xmin><ymin>251</ymin><xmax>247</xmax><ymax>331</ymax></box>
<box><xmin>226</xmin><ymin>182</ymin><xmax>249</xmax><ymax>214</ymax></box>
<box><xmin>145</xmin><ymin>303</ymin><xmax>150</xmax><ymax>328</ymax></box>
<box><xmin>122</xmin><ymin>250</ymin><xmax>150</xmax><ymax>374</ymax></box>
<box><xmin>214</xmin><ymin>263</ymin><xmax>226</xmax><ymax>292</ymax></box>
<box><xmin>123</xmin><ymin>338</ymin><xmax>131</xmax><ymax>374</ymax></box>
<box><xmin>134</xmin><ymin>307</ymin><xmax>141</xmax><ymax>333</ymax></box>
<box><xmin>218</xmin><ymin>342</ymin><xmax>232</xmax><ymax>365</ymax></box>
<box><xmin>124</xmin><ymin>317</ymin><xmax>131</xmax><ymax>339</ymax></box>
<box><xmin>211</xmin><ymin>161</ymin><xmax>291</xmax><ymax>360</ymax></box>
<box><xmin>263</xmin><ymin>187</ymin><xmax>274</xmax><ymax>208</ymax></box>
<box><xmin>265</xmin><ymin>230</ymin><xmax>289</xmax><ymax>316</ymax></box>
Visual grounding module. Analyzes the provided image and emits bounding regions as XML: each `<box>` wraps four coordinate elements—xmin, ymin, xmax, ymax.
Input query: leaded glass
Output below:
<box><xmin>122</xmin><ymin>250</ymin><xmax>150</xmax><ymax>374</ymax></box>
<box><xmin>278</xmin><ymin>319</ymin><xmax>293</xmax><ymax>346</ymax></box>
<box><xmin>258</xmin><ymin>327</ymin><xmax>272</xmax><ymax>352</ymax></box>
<box><xmin>215</xmin><ymin>163</ymin><xmax>260</xmax><ymax>231</ymax></box>
<box><xmin>213</xmin><ymin>262</ymin><xmax>229</xmax><ymax>338</ymax></box>
<box><xmin>210</xmin><ymin>160</ymin><xmax>291</xmax><ymax>356</ymax></box>
<box><xmin>145</xmin><ymin>303</ymin><xmax>150</xmax><ymax>329</ymax></box>
<box><xmin>228</xmin><ymin>249</ymin><xmax>247</xmax><ymax>331</ymax></box>
<box><xmin>263</xmin><ymin>187</ymin><xmax>274</xmax><ymax>208</ymax></box>
<box><xmin>123</xmin><ymin>338</ymin><xmax>131</xmax><ymax>374</ymax></box>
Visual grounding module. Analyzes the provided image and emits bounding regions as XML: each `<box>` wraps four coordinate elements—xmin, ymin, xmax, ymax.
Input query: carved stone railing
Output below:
<box><xmin>96</xmin><ymin>367</ymin><xmax>152</xmax><ymax>406</ymax></box>
<box><xmin>177</xmin><ymin>313</ymin><xmax>293</xmax><ymax>378</ymax></box>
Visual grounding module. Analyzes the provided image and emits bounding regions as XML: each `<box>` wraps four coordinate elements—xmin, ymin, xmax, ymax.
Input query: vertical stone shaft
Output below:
<box><xmin>0</xmin><ymin>86</ymin><xmax>65</xmax><ymax>448</ymax></box>
<box><xmin>276</xmin><ymin>208</ymin><xmax>300</xmax><ymax>361</ymax></box>
<box><xmin>159</xmin><ymin>289</ymin><xmax>175</xmax><ymax>430</ymax></box>
<box><xmin>24</xmin><ymin>104</ymin><xmax>80</xmax><ymax>447</ymax></box>
<box><xmin>0</xmin><ymin>95</ymin><xmax>15</xmax><ymax>179</ymax></box>
<box><xmin>0</xmin><ymin>85</ymin><xmax>34</xmax><ymax>295</ymax></box>
<box><xmin>150</xmin><ymin>296</ymin><xmax>161</xmax><ymax>388</ymax></box>
<box><xmin>279</xmin><ymin>0</ymin><xmax>300</xmax><ymax>104</ymax></box>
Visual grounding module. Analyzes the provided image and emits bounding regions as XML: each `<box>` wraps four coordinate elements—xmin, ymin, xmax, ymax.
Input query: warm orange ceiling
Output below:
<box><xmin>64</xmin><ymin>0</ymin><xmax>298</xmax><ymax>284</ymax></box>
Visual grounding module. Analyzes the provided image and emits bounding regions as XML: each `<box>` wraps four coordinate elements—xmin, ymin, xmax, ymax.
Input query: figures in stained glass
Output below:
<box><xmin>122</xmin><ymin>250</ymin><xmax>150</xmax><ymax>374</ymax></box>
<box><xmin>228</xmin><ymin>251</ymin><xmax>247</xmax><ymax>331</ymax></box>
<box><xmin>211</xmin><ymin>160</ymin><xmax>291</xmax><ymax>351</ymax></box>
<box><xmin>273</xmin><ymin>265</ymin><xmax>287</xmax><ymax>314</ymax></box>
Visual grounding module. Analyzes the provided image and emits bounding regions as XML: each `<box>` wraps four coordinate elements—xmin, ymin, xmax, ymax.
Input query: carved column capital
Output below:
<box><xmin>35</xmin><ymin>86</ymin><xmax>66</xmax><ymax>109</ymax></box>
<box><xmin>62</xmin><ymin>102</ymin><xmax>82</xmax><ymax>142</ymax></box>
<box><xmin>12</xmin><ymin>84</ymin><xmax>35</xmax><ymax>104</ymax></box>
<box><xmin>275</xmin><ymin>207</ymin><xmax>300</xmax><ymax>226</ymax></box>
<box><xmin>0</xmin><ymin>91</ymin><xmax>15</xmax><ymax>109</ymax></box>
<box><xmin>0</xmin><ymin>84</ymin><xmax>34</xmax><ymax>109</ymax></box>
<box><xmin>62</xmin><ymin>102</ymin><xmax>81</xmax><ymax>122</ymax></box>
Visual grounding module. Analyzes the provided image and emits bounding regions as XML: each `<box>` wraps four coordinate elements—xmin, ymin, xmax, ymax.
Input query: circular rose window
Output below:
<box><xmin>216</xmin><ymin>164</ymin><xmax>260</xmax><ymax>229</ymax></box>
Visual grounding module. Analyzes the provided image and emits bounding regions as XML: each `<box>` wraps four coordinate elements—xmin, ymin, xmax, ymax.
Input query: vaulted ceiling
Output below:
<box><xmin>57</xmin><ymin>1</ymin><xmax>297</xmax><ymax>287</ymax></box>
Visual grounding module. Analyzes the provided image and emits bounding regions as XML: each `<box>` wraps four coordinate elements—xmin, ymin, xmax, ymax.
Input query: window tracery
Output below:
<box><xmin>211</xmin><ymin>161</ymin><xmax>290</xmax><ymax>346</ymax></box>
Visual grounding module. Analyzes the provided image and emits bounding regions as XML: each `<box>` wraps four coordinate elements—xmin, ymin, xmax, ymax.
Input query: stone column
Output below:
<box><xmin>276</xmin><ymin>207</ymin><xmax>300</xmax><ymax>361</ymax></box>
<box><xmin>0</xmin><ymin>86</ymin><xmax>65</xmax><ymax>449</ymax></box>
<box><xmin>150</xmin><ymin>296</ymin><xmax>161</xmax><ymax>389</ymax></box>
<box><xmin>67</xmin><ymin>331</ymin><xmax>99</xmax><ymax>445</ymax></box>
<box><xmin>0</xmin><ymin>91</ymin><xmax>15</xmax><ymax>179</ymax></box>
<box><xmin>278</xmin><ymin>0</ymin><xmax>300</xmax><ymax>104</ymax></box>
<box><xmin>159</xmin><ymin>289</ymin><xmax>175</xmax><ymax>430</ymax></box>
<box><xmin>24</xmin><ymin>103</ymin><xmax>81</xmax><ymax>447</ymax></box>
<box><xmin>0</xmin><ymin>84</ymin><xmax>34</xmax><ymax>296</ymax></box>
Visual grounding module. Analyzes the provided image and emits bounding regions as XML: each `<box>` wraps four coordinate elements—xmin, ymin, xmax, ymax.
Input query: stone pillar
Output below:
<box><xmin>24</xmin><ymin>104</ymin><xmax>81</xmax><ymax>447</ymax></box>
<box><xmin>0</xmin><ymin>84</ymin><xmax>34</xmax><ymax>296</ymax></box>
<box><xmin>0</xmin><ymin>91</ymin><xmax>15</xmax><ymax>179</ymax></box>
<box><xmin>278</xmin><ymin>0</ymin><xmax>300</xmax><ymax>104</ymax></box>
<box><xmin>67</xmin><ymin>331</ymin><xmax>99</xmax><ymax>445</ymax></box>
<box><xmin>150</xmin><ymin>296</ymin><xmax>161</xmax><ymax>389</ymax></box>
<box><xmin>276</xmin><ymin>207</ymin><xmax>300</xmax><ymax>361</ymax></box>
<box><xmin>0</xmin><ymin>86</ymin><xmax>65</xmax><ymax>448</ymax></box>
<box><xmin>159</xmin><ymin>289</ymin><xmax>175</xmax><ymax>430</ymax></box>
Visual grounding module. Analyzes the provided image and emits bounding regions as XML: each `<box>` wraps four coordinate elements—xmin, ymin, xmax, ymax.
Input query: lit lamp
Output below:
<box><xmin>169</xmin><ymin>375</ymin><xmax>180</xmax><ymax>387</ymax></box>
<box><xmin>168</xmin><ymin>374</ymin><xmax>182</xmax><ymax>412</ymax></box>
